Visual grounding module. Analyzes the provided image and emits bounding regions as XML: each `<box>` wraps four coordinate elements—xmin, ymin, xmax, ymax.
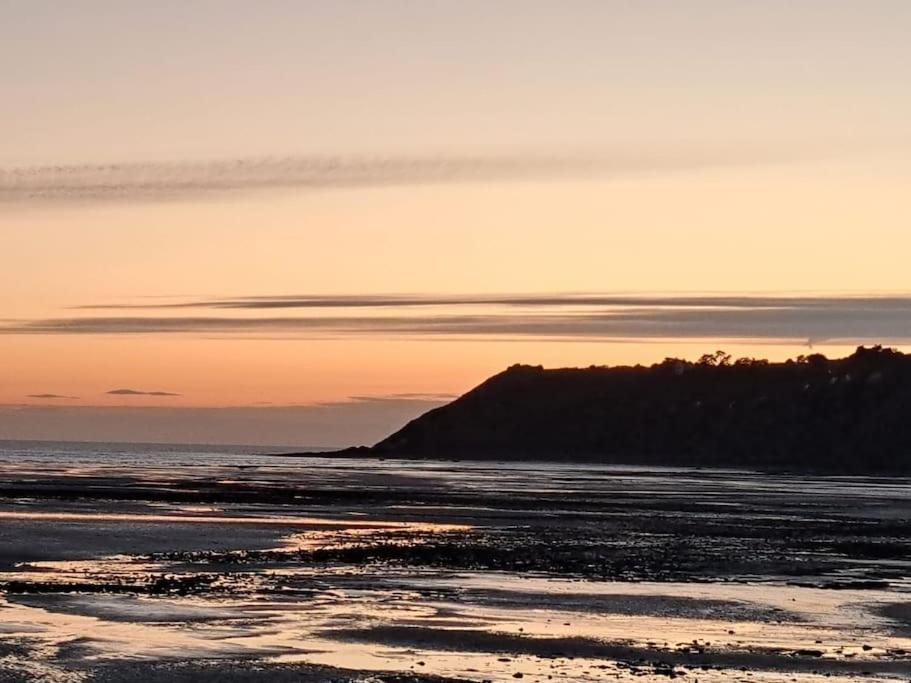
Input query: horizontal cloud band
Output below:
<box><xmin>0</xmin><ymin>146</ymin><xmax>812</xmax><ymax>204</ymax></box>
<box><xmin>107</xmin><ymin>388</ymin><xmax>181</xmax><ymax>397</ymax></box>
<box><xmin>74</xmin><ymin>293</ymin><xmax>911</xmax><ymax>312</ymax></box>
<box><xmin>5</xmin><ymin>294</ymin><xmax>911</xmax><ymax>344</ymax></box>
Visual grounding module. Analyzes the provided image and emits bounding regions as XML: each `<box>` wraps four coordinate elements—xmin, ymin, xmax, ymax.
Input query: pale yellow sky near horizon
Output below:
<box><xmin>1</xmin><ymin>1</ymin><xmax>910</xmax><ymax>444</ymax></box>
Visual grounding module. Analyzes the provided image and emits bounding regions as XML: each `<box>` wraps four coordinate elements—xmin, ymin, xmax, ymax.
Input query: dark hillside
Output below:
<box><xmin>360</xmin><ymin>346</ymin><xmax>911</xmax><ymax>472</ymax></box>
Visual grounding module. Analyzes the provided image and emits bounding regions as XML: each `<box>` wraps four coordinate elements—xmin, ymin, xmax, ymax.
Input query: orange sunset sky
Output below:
<box><xmin>2</xmin><ymin>1</ymin><xmax>910</xmax><ymax>446</ymax></box>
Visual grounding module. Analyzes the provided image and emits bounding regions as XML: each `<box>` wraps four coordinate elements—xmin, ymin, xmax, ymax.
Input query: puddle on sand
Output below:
<box><xmin>0</xmin><ymin>510</ymin><xmax>467</xmax><ymax>529</ymax></box>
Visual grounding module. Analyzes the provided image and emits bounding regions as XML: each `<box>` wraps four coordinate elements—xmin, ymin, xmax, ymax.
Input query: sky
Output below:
<box><xmin>2</xmin><ymin>1</ymin><xmax>910</xmax><ymax>446</ymax></box>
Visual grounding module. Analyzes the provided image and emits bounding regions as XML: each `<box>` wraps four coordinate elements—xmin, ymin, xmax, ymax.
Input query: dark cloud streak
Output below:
<box><xmin>4</xmin><ymin>294</ymin><xmax>911</xmax><ymax>344</ymax></box>
<box><xmin>0</xmin><ymin>147</ymin><xmax>822</xmax><ymax>205</ymax></box>
<box><xmin>107</xmin><ymin>389</ymin><xmax>181</xmax><ymax>397</ymax></box>
<box><xmin>74</xmin><ymin>293</ymin><xmax>911</xmax><ymax>312</ymax></box>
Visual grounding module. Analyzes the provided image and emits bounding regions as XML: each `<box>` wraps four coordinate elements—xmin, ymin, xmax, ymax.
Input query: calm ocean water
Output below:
<box><xmin>0</xmin><ymin>439</ymin><xmax>301</xmax><ymax>468</ymax></box>
<box><xmin>0</xmin><ymin>439</ymin><xmax>768</xmax><ymax>492</ymax></box>
<box><xmin>2</xmin><ymin>439</ymin><xmax>908</xmax><ymax>500</ymax></box>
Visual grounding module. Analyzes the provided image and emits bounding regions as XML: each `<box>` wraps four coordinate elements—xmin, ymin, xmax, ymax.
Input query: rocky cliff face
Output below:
<box><xmin>368</xmin><ymin>346</ymin><xmax>911</xmax><ymax>472</ymax></box>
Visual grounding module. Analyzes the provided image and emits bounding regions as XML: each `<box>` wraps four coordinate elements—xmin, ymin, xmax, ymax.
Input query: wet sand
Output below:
<box><xmin>0</xmin><ymin>450</ymin><xmax>910</xmax><ymax>681</ymax></box>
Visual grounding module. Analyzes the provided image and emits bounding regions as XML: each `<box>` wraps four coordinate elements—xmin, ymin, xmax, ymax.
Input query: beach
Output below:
<box><xmin>0</xmin><ymin>441</ymin><xmax>909</xmax><ymax>682</ymax></box>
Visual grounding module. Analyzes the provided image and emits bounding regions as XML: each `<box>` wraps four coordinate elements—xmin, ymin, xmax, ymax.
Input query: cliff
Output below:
<box><xmin>321</xmin><ymin>347</ymin><xmax>911</xmax><ymax>472</ymax></box>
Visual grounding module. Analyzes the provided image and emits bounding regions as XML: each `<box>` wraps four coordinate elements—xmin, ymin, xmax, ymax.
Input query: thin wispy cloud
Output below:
<box><xmin>73</xmin><ymin>293</ymin><xmax>911</xmax><ymax>312</ymax></box>
<box><xmin>5</xmin><ymin>294</ymin><xmax>911</xmax><ymax>345</ymax></box>
<box><xmin>107</xmin><ymin>389</ymin><xmax>181</xmax><ymax>397</ymax></box>
<box><xmin>0</xmin><ymin>146</ymin><xmax>819</xmax><ymax>205</ymax></box>
<box><xmin>27</xmin><ymin>393</ymin><xmax>78</xmax><ymax>400</ymax></box>
<box><xmin>345</xmin><ymin>392</ymin><xmax>460</xmax><ymax>404</ymax></box>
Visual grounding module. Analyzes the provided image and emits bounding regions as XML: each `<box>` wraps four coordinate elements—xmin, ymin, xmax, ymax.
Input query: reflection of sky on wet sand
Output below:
<box><xmin>4</xmin><ymin>519</ymin><xmax>911</xmax><ymax>683</ymax></box>
<box><xmin>3</xmin><ymin>567</ymin><xmax>911</xmax><ymax>682</ymax></box>
<box><xmin>0</xmin><ymin>510</ymin><xmax>466</xmax><ymax>530</ymax></box>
